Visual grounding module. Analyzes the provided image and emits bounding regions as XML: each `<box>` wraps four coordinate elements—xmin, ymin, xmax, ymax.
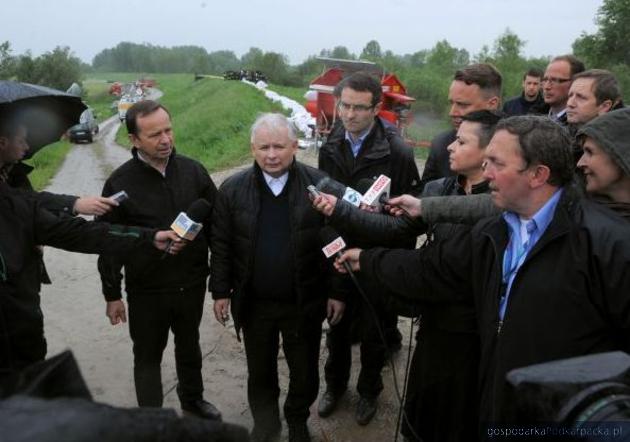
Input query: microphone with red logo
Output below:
<box><xmin>162</xmin><ymin>199</ymin><xmax>212</xmax><ymax>258</ymax></box>
<box><xmin>359</xmin><ymin>174</ymin><xmax>391</xmax><ymax>211</ymax></box>
<box><xmin>320</xmin><ymin>225</ymin><xmax>354</xmax><ymax>275</ymax></box>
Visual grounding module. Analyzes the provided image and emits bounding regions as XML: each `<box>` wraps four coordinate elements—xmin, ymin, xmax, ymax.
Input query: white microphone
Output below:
<box><xmin>360</xmin><ymin>174</ymin><xmax>391</xmax><ymax>210</ymax></box>
<box><xmin>162</xmin><ymin>199</ymin><xmax>211</xmax><ymax>258</ymax></box>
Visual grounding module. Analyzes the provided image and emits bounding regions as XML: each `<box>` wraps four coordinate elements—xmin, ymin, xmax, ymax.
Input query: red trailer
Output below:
<box><xmin>305</xmin><ymin>58</ymin><xmax>416</xmax><ymax>142</ymax></box>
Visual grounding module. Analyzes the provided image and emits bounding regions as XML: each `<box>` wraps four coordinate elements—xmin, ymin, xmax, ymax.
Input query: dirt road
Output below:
<box><xmin>40</xmin><ymin>115</ymin><xmax>420</xmax><ymax>442</ymax></box>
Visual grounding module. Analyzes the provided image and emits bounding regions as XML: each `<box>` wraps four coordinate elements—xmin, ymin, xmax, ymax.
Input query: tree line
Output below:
<box><xmin>1</xmin><ymin>0</ymin><xmax>627</xmax><ymax>116</ymax></box>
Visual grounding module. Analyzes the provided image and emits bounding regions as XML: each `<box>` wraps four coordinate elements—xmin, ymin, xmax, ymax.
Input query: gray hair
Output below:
<box><xmin>250</xmin><ymin>113</ymin><xmax>297</xmax><ymax>143</ymax></box>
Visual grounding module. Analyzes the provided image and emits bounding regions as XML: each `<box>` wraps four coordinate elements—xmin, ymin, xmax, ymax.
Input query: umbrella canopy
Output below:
<box><xmin>0</xmin><ymin>81</ymin><xmax>86</xmax><ymax>158</ymax></box>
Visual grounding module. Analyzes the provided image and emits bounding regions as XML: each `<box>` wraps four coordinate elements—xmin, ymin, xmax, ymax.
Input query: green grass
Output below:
<box><xmin>109</xmin><ymin>73</ymin><xmax>286</xmax><ymax>171</ymax></box>
<box><xmin>25</xmin><ymin>140</ymin><xmax>73</xmax><ymax>190</ymax></box>
<box><xmin>83</xmin><ymin>80</ymin><xmax>117</xmax><ymax>120</ymax></box>
<box><xmin>267</xmin><ymin>84</ymin><xmax>308</xmax><ymax>104</ymax></box>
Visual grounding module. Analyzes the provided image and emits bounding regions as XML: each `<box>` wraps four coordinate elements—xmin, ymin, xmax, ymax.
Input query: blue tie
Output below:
<box><xmin>499</xmin><ymin>219</ymin><xmax>537</xmax><ymax>320</ymax></box>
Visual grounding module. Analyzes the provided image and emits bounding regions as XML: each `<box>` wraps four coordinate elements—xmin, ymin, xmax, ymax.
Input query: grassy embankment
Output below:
<box><xmin>101</xmin><ymin>73</ymin><xmax>290</xmax><ymax>171</ymax></box>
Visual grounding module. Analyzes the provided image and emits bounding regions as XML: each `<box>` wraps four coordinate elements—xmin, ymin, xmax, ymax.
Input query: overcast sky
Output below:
<box><xmin>4</xmin><ymin>0</ymin><xmax>602</xmax><ymax>65</ymax></box>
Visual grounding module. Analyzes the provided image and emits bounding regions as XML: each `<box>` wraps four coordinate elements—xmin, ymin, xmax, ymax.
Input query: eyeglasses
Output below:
<box><xmin>541</xmin><ymin>76</ymin><xmax>571</xmax><ymax>85</ymax></box>
<box><xmin>337</xmin><ymin>101</ymin><xmax>374</xmax><ymax>113</ymax></box>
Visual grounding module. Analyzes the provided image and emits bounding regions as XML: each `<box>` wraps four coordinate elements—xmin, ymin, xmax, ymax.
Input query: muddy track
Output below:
<box><xmin>40</xmin><ymin>105</ymin><xmax>419</xmax><ymax>442</ymax></box>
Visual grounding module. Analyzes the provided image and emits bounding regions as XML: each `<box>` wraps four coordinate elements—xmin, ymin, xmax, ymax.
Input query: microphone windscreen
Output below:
<box><xmin>186</xmin><ymin>199</ymin><xmax>212</xmax><ymax>223</ymax></box>
<box><xmin>356</xmin><ymin>178</ymin><xmax>376</xmax><ymax>195</ymax></box>
<box><xmin>316</xmin><ymin>177</ymin><xmax>346</xmax><ymax>199</ymax></box>
<box><xmin>319</xmin><ymin>225</ymin><xmax>342</xmax><ymax>246</ymax></box>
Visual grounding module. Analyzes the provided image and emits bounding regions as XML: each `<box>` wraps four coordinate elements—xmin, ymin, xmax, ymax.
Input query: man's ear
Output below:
<box><xmin>488</xmin><ymin>96</ymin><xmax>500</xmax><ymax>110</ymax></box>
<box><xmin>529</xmin><ymin>164</ymin><xmax>551</xmax><ymax>188</ymax></box>
<box><xmin>598</xmin><ymin>99</ymin><xmax>613</xmax><ymax>115</ymax></box>
<box><xmin>129</xmin><ymin>133</ymin><xmax>138</xmax><ymax>146</ymax></box>
<box><xmin>373</xmin><ymin>101</ymin><xmax>382</xmax><ymax>114</ymax></box>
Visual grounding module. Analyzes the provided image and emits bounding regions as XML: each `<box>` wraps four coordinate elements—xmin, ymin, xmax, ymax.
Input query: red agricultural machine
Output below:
<box><xmin>304</xmin><ymin>58</ymin><xmax>417</xmax><ymax>143</ymax></box>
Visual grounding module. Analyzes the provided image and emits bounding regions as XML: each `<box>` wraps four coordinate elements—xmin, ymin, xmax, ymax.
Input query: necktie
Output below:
<box><xmin>499</xmin><ymin>219</ymin><xmax>537</xmax><ymax>320</ymax></box>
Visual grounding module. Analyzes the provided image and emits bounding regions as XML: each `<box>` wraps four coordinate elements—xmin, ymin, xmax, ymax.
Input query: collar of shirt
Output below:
<box><xmin>344</xmin><ymin>124</ymin><xmax>373</xmax><ymax>158</ymax></box>
<box><xmin>502</xmin><ymin>188</ymin><xmax>564</xmax><ymax>249</ymax></box>
<box><xmin>498</xmin><ymin>188</ymin><xmax>564</xmax><ymax>320</ymax></box>
<box><xmin>262</xmin><ymin>171</ymin><xmax>289</xmax><ymax>196</ymax></box>
<box><xmin>137</xmin><ymin>150</ymin><xmax>170</xmax><ymax>177</ymax></box>
<box><xmin>548</xmin><ymin>108</ymin><xmax>567</xmax><ymax>122</ymax></box>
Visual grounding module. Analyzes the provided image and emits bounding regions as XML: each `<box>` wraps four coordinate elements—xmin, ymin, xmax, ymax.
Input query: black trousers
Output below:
<box><xmin>127</xmin><ymin>284</ymin><xmax>206</xmax><ymax>407</ymax></box>
<box><xmin>242</xmin><ymin>300</ymin><xmax>322</xmax><ymax>431</ymax></box>
<box><xmin>323</xmin><ymin>287</ymin><xmax>387</xmax><ymax>399</ymax></box>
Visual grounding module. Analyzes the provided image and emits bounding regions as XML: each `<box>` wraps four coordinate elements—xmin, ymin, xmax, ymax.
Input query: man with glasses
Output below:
<box><xmin>317</xmin><ymin>72</ymin><xmax>420</xmax><ymax>426</ymax></box>
<box><xmin>541</xmin><ymin>54</ymin><xmax>585</xmax><ymax>124</ymax></box>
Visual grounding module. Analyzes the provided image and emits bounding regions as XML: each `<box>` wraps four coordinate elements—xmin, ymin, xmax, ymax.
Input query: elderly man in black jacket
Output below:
<box><xmin>97</xmin><ymin>100</ymin><xmax>220</xmax><ymax>420</ymax></box>
<box><xmin>333</xmin><ymin>116</ymin><xmax>630</xmax><ymax>433</ymax></box>
<box><xmin>211</xmin><ymin>113</ymin><xmax>345</xmax><ymax>442</ymax></box>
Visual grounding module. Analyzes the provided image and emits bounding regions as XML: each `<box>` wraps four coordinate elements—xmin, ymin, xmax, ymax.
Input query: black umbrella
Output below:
<box><xmin>0</xmin><ymin>81</ymin><xmax>86</xmax><ymax>158</ymax></box>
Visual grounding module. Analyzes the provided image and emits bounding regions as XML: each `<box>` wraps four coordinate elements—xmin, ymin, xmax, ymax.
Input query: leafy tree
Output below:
<box><xmin>493</xmin><ymin>29</ymin><xmax>525</xmax><ymax>65</ymax></box>
<box><xmin>0</xmin><ymin>41</ymin><xmax>15</xmax><ymax>79</ymax></box>
<box><xmin>330</xmin><ymin>46</ymin><xmax>355</xmax><ymax>60</ymax></box>
<box><xmin>360</xmin><ymin>40</ymin><xmax>382</xmax><ymax>61</ymax></box>
<box><xmin>426</xmin><ymin>40</ymin><xmax>469</xmax><ymax>73</ymax></box>
<box><xmin>14</xmin><ymin>52</ymin><xmax>37</xmax><ymax>83</ymax></box>
<box><xmin>492</xmin><ymin>29</ymin><xmax>527</xmax><ymax>97</ymax></box>
<box><xmin>241</xmin><ymin>47</ymin><xmax>264</xmax><ymax>69</ymax></box>
<box><xmin>33</xmin><ymin>46</ymin><xmax>83</xmax><ymax>90</ymax></box>
<box><xmin>573</xmin><ymin>0</ymin><xmax>630</xmax><ymax>66</ymax></box>
<box><xmin>474</xmin><ymin>45</ymin><xmax>493</xmax><ymax>64</ymax></box>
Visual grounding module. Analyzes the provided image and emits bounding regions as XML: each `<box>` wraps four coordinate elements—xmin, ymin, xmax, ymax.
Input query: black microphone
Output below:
<box><xmin>355</xmin><ymin>178</ymin><xmax>376</xmax><ymax>195</ymax></box>
<box><xmin>162</xmin><ymin>199</ymin><xmax>212</xmax><ymax>258</ymax></box>
<box><xmin>315</xmin><ymin>177</ymin><xmax>362</xmax><ymax>207</ymax></box>
<box><xmin>319</xmin><ymin>225</ymin><xmax>354</xmax><ymax>275</ymax></box>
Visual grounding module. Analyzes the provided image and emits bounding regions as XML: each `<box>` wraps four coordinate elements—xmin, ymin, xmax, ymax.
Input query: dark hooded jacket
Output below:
<box><xmin>577</xmin><ymin>107</ymin><xmax>630</xmax><ymax>220</ymax></box>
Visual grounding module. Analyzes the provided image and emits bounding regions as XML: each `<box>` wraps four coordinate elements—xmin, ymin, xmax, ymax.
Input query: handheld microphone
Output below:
<box><xmin>360</xmin><ymin>174</ymin><xmax>391</xmax><ymax>210</ymax></box>
<box><xmin>320</xmin><ymin>226</ymin><xmax>354</xmax><ymax>275</ymax></box>
<box><xmin>162</xmin><ymin>199</ymin><xmax>212</xmax><ymax>258</ymax></box>
<box><xmin>316</xmin><ymin>177</ymin><xmax>362</xmax><ymax>207</ymax></box>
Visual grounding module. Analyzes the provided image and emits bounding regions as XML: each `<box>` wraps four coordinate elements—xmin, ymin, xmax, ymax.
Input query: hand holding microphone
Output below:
<box><xmin>161</xmin><ymin>199</ymin><xmax>212</xmax><ymax>258</ymax></box>
<box><xmin>320</xmin><ymin>226</ymin><xmax>362</xmax><ymax>274</ymax></box>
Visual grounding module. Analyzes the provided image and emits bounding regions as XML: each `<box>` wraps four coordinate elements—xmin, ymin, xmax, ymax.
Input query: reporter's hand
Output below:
<box><xmin>334</xmin><ymin>248</ymin><xmax>362</xmax><ymax>273</ymax></box>
<box><xmin>153</xmin><ymin>230</ymin><xmax>185</xmax><ymax>254</ymax></box>
<box><xmin>311</xmin><ymin>192</ymin><xmax>337</xmax><ymax>217</ymax></box>
<box><xmin>106</xmin><ymin>299</ymin><xmax>127</xmax><ymax>325</ymax></box>
<box><xmin>327</xmin><ymin>299</ymin><xmax>345</xmax><ymax>325</ymax></box>
<box><xmin>74</xmin><ymin>196</ymin><xmax>118</xmax><ymax>216</ymax></box>
<box><xmin>359</xmin><ymin>203</ymin><xmax>379</xmax><ymax>213</ymax></box>
<box><xmin>213</xmin><ymin>299</ymin><xmax>230</xmax><ymax>325</ymax></box>
<box><xmin>386</xmin><ymin>194</ymin><xmax>422</xmax><ymax>217</ymax></box>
